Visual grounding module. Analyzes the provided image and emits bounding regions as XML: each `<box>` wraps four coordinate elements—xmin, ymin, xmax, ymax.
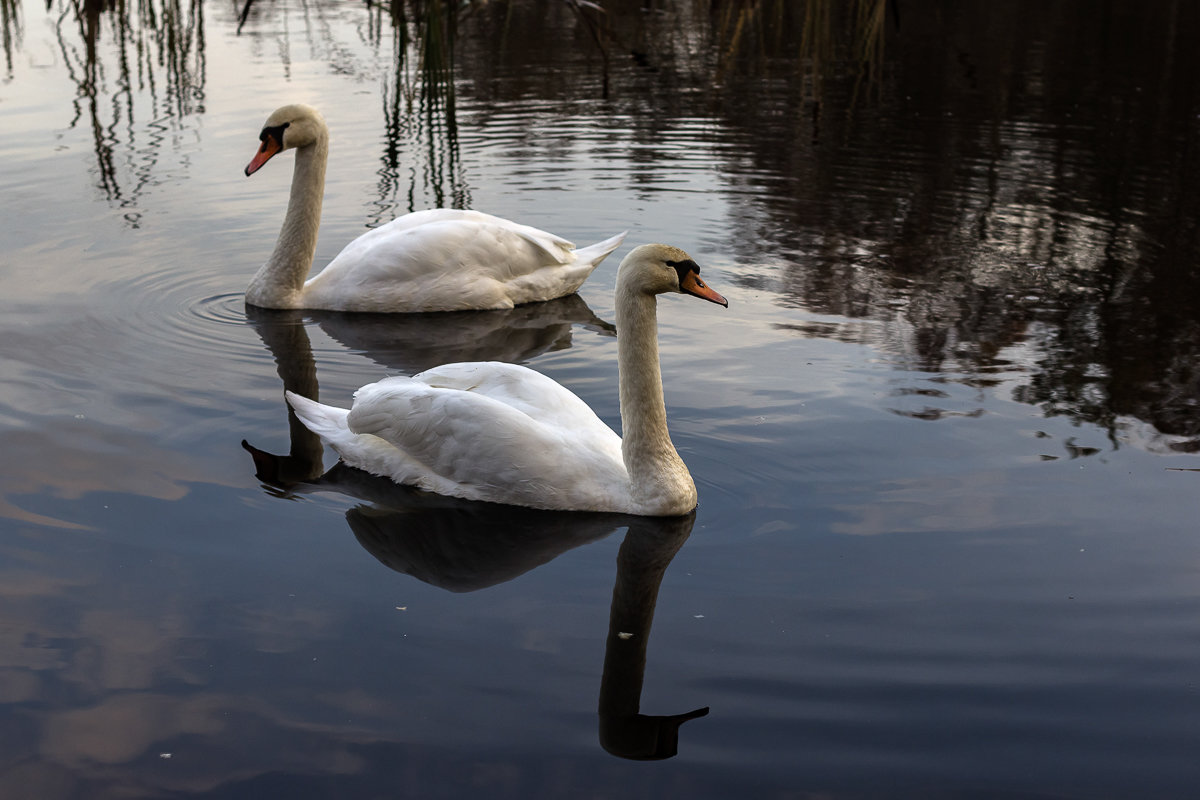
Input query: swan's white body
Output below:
<box><xmin>286</xmin><ymin>244</ymin><xmax>728</xmax><ymax>516</ymax></box>
<box><xmin>245</xmin><ymin>104</ymin><xmax>625</xmax><ymax>312</ymax></box>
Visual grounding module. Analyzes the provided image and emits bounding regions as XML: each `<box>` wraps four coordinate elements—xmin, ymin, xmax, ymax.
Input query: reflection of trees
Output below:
<box><xmin>451</xmin><ymin>1</ymin><xmax>1196</xmax><ymax>450</ymax></box>
<box><xmin>448</xmin><ymin>1</ymin><xmax>1199</xmax><ymax>450</ymax></box>
<box><xmin>26</xmin><ymin>0</ymin><xmax>1198</xmax><ymax>444</ymax></box>
<box><xmin>711</xmin><ymin>0</ymin><xmax>892</xmax><ymax>108</ymax></box>
<box><xmin>375</xmin><ymin>0</ymin><xmax>468</xmax><ymax>221</ymax></box>
<box><xmin>237</xmin><ymin>0</ymin><xmax>469</xmax><ymax>219</ymax></box>
<box><xmin>1</xmin><ymin>0</ymin><xmax>20</xmax><ymax>80</ymax></box>
<box><xmin>726</xmin><ymin>1</ymin><xmax>1200</xmax><ymax>449</ymax></box>
<box><xmin>52</xmin><ymin>0</ymin><xmax>205</xmax><ymax>226</ymax></box>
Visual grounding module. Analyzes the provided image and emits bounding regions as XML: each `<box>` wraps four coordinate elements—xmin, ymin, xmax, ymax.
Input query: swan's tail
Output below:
<box><xmin>513</xmin><ymin>230</ymin><xmax>627</xmax><ymax>303</ymax></box>
<box><xmin>574</xmin><ymin>231</ymin><xmax>628</xmax><ymax>268</ymax></box>
<box><xmin>285</xmin><ymin>391</ymin><xmax>351</xmax><ymax>444</ymax></box>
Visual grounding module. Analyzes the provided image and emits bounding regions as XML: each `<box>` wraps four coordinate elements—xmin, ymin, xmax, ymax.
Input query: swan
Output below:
<box><xmin>285</xmin><ymin>244</ymin><xmax>728</xmax><ymax>516</ymax></box>
<box><xmin>244</xmin><ymin>104</ymin><xmax>626</xmax><ymax>312</ymax></box>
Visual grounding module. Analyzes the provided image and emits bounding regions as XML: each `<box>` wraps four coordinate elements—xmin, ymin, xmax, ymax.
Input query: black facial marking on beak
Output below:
<box><xmin>259</xmin><ymin>122</ymin><xmax>290</xmax><ymax>148</ymax></box>
<box><xmin>665</xmin><ymin>259</ymin><xmax>702</xmax><ymax>287</ymax></box>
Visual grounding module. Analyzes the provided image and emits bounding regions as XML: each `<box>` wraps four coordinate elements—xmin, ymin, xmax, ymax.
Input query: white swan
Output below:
<box><xmin>244</xmin><ymin>104</ymin><xmax>626</xmax><ymax>312</ymax></box>
<box><xmin>285</xmin><ymin>244</ymin><xmax>728</xmax><ymax>516</ymax></box>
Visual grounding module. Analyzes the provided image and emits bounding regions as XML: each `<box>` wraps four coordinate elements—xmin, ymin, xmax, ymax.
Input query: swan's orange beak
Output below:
<box><xmin>680</xmin><ymin>271</ymin><xmax>728</xmax><ymax>307</ymax></box>
<box><xmin>245</xmin><ymin>137</ymin><xmax>282</xmax><ymax>176</ymax></box>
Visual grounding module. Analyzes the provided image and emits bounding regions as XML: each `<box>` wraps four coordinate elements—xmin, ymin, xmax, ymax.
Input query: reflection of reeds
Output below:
<box><xmin>1</xmin><ymin>0</ymin><xmax>21</xmax><ymax>80</ymax></box>
<box><xmin>712</xmin><ymin>0</ymin><xmax>891</xmax><ymax>103</ymax></box>
<box><xmin>374</xmin><ymin>0</ymin><xmax>468</xmax><ymax>219</ymax></box>
<box><xmin>52</xmin><ymin>0</ymin><xmax>205</xmax><ymax>225</ymax></box>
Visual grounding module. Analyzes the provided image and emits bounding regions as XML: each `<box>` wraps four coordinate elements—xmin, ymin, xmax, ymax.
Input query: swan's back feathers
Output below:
<box><xmin>412</xmin><ymin>362</ymin><xmax>604</xmax><ymax>430</ymax></box>
<box><xmin>302</xmin><ymin>210</ymin><xmax>627</xmax><ymax>312</ymax></box>
<box><xmin>337</xmin><ymin>365</ymin><xmax>628</xmax><ymax>509</ymax></box>
<box><xmin>369</xmin><ymin>209</ymin><xmax>578</xmax><ymax>262</ymax></box>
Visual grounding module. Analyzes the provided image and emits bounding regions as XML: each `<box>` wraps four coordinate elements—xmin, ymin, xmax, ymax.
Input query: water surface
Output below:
<box><xmin>1</xmin><ymin>1</ymin><xmax>1198</xmax><ymax>797</ymax></box>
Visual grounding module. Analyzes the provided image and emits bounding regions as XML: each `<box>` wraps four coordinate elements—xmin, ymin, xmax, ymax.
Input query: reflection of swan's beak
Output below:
<box><xmin>680</xmin><ymin>271</ymin><xmax>729</xmax><ymax>307</ymax></box>
<box><xmin>241</xmin><ymin>438</ymin><xmax>323</xmax><ymax>489</ymax></box>
<box><xmin>245</xmin><ymin>137</ymin><xmax>281</xmax><ymax>176</ymax></box>
<box><xmin>242</xmin><ymin>439</ymin><xmax>280</xmax><ymax>482</ymax></box>
<box><xmin>599</xmin><ymin>706</ymin><xmax>710</xmax><ymax>761</ymax></box>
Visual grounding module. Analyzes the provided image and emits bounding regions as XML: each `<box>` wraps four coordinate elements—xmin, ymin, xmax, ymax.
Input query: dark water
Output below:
<box><xmin>1</xmin><ymin>1</ymin><xmax>1199</xmax><ymax>797</ymax></box>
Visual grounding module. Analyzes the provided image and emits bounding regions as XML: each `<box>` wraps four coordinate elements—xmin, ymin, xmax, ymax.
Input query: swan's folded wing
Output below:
<box><xmin>370</xmin><ymin>209</ymin><xmax>576</xmax><ymax>260</ymax></box>
<box><xmin>412</xmin><ymin>362</ymin><xmax>609</xmax><ymax>433</ymax></box>
<box><xmin>344</xmin><ymin>374</ymin><xmax>624</xmax><ymax>507</ymax></box>
<box><xmin>334</xmin><ymin>213</ymin><xmax>575</xmax><ymax>278</ymax></box>
<box><xmin>398</xmin><ymin>220</ymin><xmax>575</xmax><ymax>275</ymax></box>
<box><xmin>310</xmin><ymin>216</ymin><xmax>580</xmax><ymax>311</ymax></box>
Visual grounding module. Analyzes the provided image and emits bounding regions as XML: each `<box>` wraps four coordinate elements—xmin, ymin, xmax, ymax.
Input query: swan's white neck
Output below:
<box><xmin>615</xmin><ymin>280</ymin><xmax>697</xmax><ymax>515</ymax></box>
<box><xmin>245</xmin><ymin>132</ymin><xmax>328</xmax><ymax>309</ymax></box>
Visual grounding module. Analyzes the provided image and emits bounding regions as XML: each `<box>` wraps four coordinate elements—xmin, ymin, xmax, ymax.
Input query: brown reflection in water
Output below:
<box><xmin>0</xmin><ymin>421</ymin><xmax>211</xmax><ymax>529</ymax></box>
<box><xmin>711</xmin><ymin>0</ymin><xmax>892</xmax><ymax>108</ymax></box>
<box><xmin>448</xmin><ymin>1</ymin><xmax>1199</xmax><ymax>451</ymax></box>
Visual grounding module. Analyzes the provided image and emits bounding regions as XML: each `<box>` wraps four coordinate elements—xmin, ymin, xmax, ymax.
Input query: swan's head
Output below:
<box><xmin>618</xmin><ymin>244</ymin><xmax>728</xmax><ymax>307</ymax></box>
<box><xmin>245</xmin><ymin>104</ymin><xmax>328</xmax><ymax>176</ymax></box>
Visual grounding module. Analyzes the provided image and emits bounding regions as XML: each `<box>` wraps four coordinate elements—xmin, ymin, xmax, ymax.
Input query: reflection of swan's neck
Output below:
<box><xmin>243</xmin><ymin>308</ymin><xmax>326</xmax><ymax>484</ymax></box>
<box><xmin>598</xmin><ymin>515</ymin><xmax>706</xmax><ymax>760</ymax></box>
<box><xmin>615</xmin><ymin>280</ymin><xmax>696</xmax><ymax>515</ymax></box>
<box><xmin>598</xmin><ymin>517</ymin><xmax>690</xmax><ymax>716</ymax></box>
<box><xmin>246</xmin><ymin>136</ymin><xmax>327</xmax><ymax>309</ymax></box>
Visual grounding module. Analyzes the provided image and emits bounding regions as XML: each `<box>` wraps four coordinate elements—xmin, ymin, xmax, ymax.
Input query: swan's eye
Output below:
<box><xmin>260</xmin><ymin>122</ymin><xmax>290</xmax><ymax>146</ymax></box>
<box><xmin>666</xmin><ymin>258</ymin><xmax>701</xmax><ymax>285</ymax></box>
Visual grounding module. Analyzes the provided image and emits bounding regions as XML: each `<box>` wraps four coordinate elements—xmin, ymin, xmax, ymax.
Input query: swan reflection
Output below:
<box><xmin>246</xmin><ymin>448</ymin><xmax>709</xmax><ymax>758</ymax></box>
<box><xmin>599</xmin><ymin>511</ymin><xmax>709</xmax><ymax>760</ymax></box>
<box><xmin>246</xmin><ymin>294</ymin><xmax>612</xmax><ymax>376</ymax></box>
<box><xmin>257</xmin><ymin>461</ymin><xmax>621</xmax><ymax>591</ymax></box>
<box><xmin>244</xmin><ymin>304</ymin><xmax>706</xmax><ymax>758</ymax></box>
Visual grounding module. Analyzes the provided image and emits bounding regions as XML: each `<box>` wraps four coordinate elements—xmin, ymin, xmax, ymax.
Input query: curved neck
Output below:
<box><xmin>246</xmin><ymin>134</ymin><xmax>328</xmax><ymax>308</ymax></box>
<box><xmin>615</xmin><ymin>282</ymin><xmax>693</xmax><ymax>511</ymax></box>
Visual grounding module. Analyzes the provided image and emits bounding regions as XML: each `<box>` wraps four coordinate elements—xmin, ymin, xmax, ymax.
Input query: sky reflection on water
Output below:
<box><xmin>0</xmin><ymin>0</ymin><xmax>1198</xmax><ymax>797</ymax></box>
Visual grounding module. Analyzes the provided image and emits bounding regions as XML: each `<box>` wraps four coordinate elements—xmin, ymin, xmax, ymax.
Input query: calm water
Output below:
<box><xmin>1</xmin><ymin>0</ymin><xmax>1199</xmax><ymax>797</ymax></box>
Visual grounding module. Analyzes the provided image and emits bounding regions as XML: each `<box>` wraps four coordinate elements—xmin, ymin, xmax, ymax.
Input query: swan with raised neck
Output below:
<box><xmin>615</xmin><ymin>244</ymin><xmax>721</xmax><ymax>514</ymax></box>
<box><xmin>243</xmin><ymin>103</ymin><xmax>626</xmax><ymax>312</ymax></box>
<box><xmin>283</xmin><ymin>243</ymin><xmax>728</xmax><ymax>516</ymax></box>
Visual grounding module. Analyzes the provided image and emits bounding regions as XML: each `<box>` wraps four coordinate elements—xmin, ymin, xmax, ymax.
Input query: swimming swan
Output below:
<box><xmin>244</xmin><ymin>104</ymin><xmax>625</xmax><ymax>312</ymax></box>
<box><xmin>285</xmin><ymin>244</ymin><xmax>728</xmax><ymax>516</ymax></box>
